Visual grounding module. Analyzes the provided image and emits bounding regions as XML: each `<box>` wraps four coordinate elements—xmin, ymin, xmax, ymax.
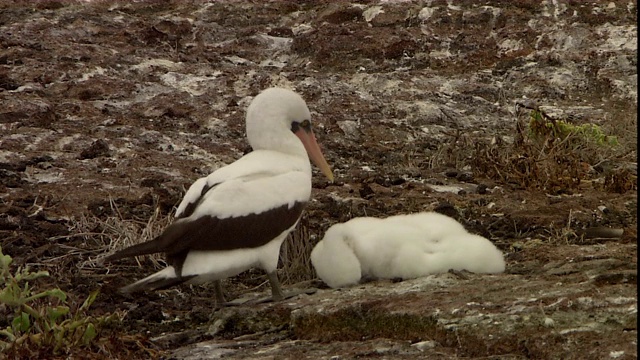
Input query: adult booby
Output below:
<box><xmin>105</xmin><ymin>87</ymin><xmax>334</xmax><ymax>304</ymax></box>
<box><xmin>310</xmin><ymin>212</ymin><xmax>505</xmax><ymax>288</ymax></box>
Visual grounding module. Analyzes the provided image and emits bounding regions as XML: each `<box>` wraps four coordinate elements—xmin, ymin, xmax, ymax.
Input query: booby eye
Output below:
<box><xmin>291</xmin><ymin>120</ymin><xmax>312</xmax><ymax>133</ymax></box>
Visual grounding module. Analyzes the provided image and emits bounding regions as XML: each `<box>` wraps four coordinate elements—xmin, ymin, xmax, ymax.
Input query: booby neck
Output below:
<box><xmin>249</xmin><ymin>130</ymin><xmax>309</xmax><ymax>159</ymax></box>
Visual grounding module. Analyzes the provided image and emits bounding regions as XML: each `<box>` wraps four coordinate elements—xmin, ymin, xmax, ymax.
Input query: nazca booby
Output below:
<box><xmin>310</xmin><ymin>212</ymin><xmax>505</xmax><ymax>288</ymax></box>
<box><xmin>105</xmin><ymin>87</ymin><xmax>334</xmax><ymax>303</ymax></box>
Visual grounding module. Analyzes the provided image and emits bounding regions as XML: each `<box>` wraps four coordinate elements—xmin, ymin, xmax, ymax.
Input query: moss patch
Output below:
<box><xmin>293</xmin><ymin>303</ymin><xmax>440</xmax><ymax>343</ymax></box>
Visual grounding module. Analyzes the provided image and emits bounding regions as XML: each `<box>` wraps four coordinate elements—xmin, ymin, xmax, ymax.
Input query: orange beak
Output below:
<box><xmin>294</xmin><ymin>128</ymin><xmax>334</xmax><ymax>182</ymax></box>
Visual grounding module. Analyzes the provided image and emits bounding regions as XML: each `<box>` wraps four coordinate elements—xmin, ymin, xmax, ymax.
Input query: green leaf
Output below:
<box><xmin>26</xmin><ymin>288</ymin><xmax>68</xmax><ymax>303</ymax></box>
<box><xmin>29</xmin><ymin>333</ymin><xmax>42</xmax><ymax>346</ymax></box>
<box><xmin>81</xmin><ymin>323</ymin><xmax>97</xmax><ymax>346</ymax></box>
<box><xmin>44</xmin><ymin>288</ymin><xmax>67</xmax><ymax>302</ymax></box>
<box><xmin>0</xmin><ymin>254</ymin><xmax>12</xmax><ymax>269</ymax></box>
<box><xmin>0</xmin><ymin>288</ymin><xmax>21</xmax><ymax>307</ymax></box>
<box><xmin>17</xmin><ymin>270</ymin><xmax>50</xmax><ymax>282</ymax></box>
<box><xmin>54</xmin><ymin>327</ymin><xmax>66</xmax><ymax>353</ymax></box>
<box><xmin>11</xmin><ymin>312</ymin><xmax>31</xmax><ymax>332</ymax></box>
<box><xmin>79</xmin><ymin>290</ymin><xmax>99</xmax><ymax>312</ymax></box>
<box><xmin>47</xmin><ymin>306</ymin><xmax>70</xmax><ymax>323</ymax></box>
<box><xmin>21</xmin><ymin>304</ymin><xmax>41</xmax><ymax>320</ymax></box>
<box><xmin>0</xmin><ymin>327</ymin><xmax>16</xmax><ymax>341</ymax></box>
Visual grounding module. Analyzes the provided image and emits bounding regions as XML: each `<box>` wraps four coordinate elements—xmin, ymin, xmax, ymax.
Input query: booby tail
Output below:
<box><xmin>118</xmin><ymin>266</ymin><xmax>196</xmax><ymax>294</ymax></box>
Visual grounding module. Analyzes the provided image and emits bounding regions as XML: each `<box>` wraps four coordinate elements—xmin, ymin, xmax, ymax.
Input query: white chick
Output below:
<box><xmin>310</xmin><ymin>212</ymin><xmax>505</xmax><ymax>288</ymax></box>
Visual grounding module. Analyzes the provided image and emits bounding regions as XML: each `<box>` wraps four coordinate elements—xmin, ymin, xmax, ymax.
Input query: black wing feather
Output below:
<box><xmin>105</xmin><ymin>201</ymin><xmax>307</xmax><ymax>263</ymax></box>
<box><xmin>177</xmin><ymin>181</ymin><xmax>219</xmax><ymax>219</ymax></box>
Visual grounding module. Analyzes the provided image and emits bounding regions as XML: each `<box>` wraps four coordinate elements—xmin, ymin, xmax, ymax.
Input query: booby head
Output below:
<box><xmin>246</xmin><ymin>88</ymin><xmax>334</xmax><ymax>182</ymax></box>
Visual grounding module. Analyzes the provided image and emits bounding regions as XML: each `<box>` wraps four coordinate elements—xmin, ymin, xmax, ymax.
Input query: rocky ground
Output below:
<box><xmin>0</xmin><ymin>1</ymin><xmax>637</xmax><ymax>359</ymax></box>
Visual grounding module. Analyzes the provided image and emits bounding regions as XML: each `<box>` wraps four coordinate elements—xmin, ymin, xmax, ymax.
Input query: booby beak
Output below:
<box><xmin>294</xmin><ymin>127</ymin><xmax>334</xmax><ymax>182</ymax></box>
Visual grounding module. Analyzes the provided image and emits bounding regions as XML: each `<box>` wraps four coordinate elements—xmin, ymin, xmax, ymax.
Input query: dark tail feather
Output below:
<box><xmin>104</xmin><ymin>236</ymin><xmax>164</xmax><ymax>263</ymax></box>
<box><xmin>104</xmin><ymin>220</ymin><xmax>191</xmax><ymax>263</ymax></box>
<box><xmin>119</xmin><ymin>267</ymin><xmax>196</xmax><ymax>293</ymax></box>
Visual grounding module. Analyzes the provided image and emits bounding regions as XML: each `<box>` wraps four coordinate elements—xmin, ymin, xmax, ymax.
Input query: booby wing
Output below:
<box><xmin>105</xmin><ymin>150</ymin><xmax>311</xmax><ymax>265</ymax></box>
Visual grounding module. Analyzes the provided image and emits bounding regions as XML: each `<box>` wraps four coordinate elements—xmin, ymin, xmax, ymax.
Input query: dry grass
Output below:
<box><xmin>427</xmin><ymin>128</ymin><xmax>470</xmax><ymax>170</ymax></box>
<box><xmin>278</xmin><ymin>215</ymin><xmax>316</xmax><ymax>284</ymax></box>
<box><xmin>542</xmin><ymin>209</ymin><xmax>579</xmax><ymax>245</ymax></box>
<box><xmin>72</xmin><ymin>197</ymin><xmax>319</xmax><ymax>284</ymax></box>
<box><xmin>74</xmin><ymin>198</ymin><xmax>173</xmax><ymax>270</ymax></box>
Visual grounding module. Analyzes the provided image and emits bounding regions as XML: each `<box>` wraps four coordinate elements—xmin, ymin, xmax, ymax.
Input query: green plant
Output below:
<box><xmin>0</xmin><ymin>245</ymin><xmax>110</xmax><ymax>355</ymax></box>
<box><xmin>528</xmin><ymin>110</ymin><xmax>619</xmax><ymax>147</ymax></box>
<box><xmin>469</xmin><ymin>106</ymin><xmax>629</xmax><ymax>192</ymax></box>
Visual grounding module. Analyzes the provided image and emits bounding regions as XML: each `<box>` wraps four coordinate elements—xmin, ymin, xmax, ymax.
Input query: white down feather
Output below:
<box><xmin>310</xmin><ymin>212</ymin><xmax>505</xmax><ymax>288</ymax></box>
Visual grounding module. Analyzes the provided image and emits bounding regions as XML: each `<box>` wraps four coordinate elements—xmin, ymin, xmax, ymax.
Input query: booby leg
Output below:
<box><xmin>267</xmin><ymin>271</ymin><xmax>285</xmax><ymax>301</ymax></box>
<box><xmin>247</xmin><ymin>273</ymin><xmax>318</xmax><ymax>304</ymax></box>
<box><xmin>213</xmin><ymin>280</ymin><xmax>226</xmax><ymax>306</ymax></box>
